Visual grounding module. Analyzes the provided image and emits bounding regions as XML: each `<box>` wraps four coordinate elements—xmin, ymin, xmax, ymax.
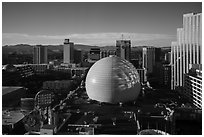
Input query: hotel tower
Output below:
<box><xmin>171</xmin><ymin>13</ymin><xmax>202</xmax><ymax>90</ymax></box>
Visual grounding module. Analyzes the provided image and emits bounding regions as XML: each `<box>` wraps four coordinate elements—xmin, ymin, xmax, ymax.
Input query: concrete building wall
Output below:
<box><xmin>63</xmin><ymin>39</ymin><xmax>74</xmax><ymax>64</ymax></box>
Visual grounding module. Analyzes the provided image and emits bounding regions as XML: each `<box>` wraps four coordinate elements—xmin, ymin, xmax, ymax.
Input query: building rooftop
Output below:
<box><xmin>2</xmin><ymin>110</ymin><xmax>25</xmax><ymax>127</ymax></box>
<box><xmin>2</xmin><ymin>86</ymin><xmax>24</xmax><ymax>96</ymax></box>
<box><xmin>138</xmin><ymin>129</ymin><xmax>169</xmax><ymax>135</ymax></box>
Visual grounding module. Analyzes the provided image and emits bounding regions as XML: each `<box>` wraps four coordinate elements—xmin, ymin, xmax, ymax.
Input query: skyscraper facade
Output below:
<box><xmin>116</xmin><ymin>40</ymin><xmax>131</xmax><ymax>61</ymax></box>
<box><xmin>184</xmin><ymin>65</ymin><xmax>202</xmax><ymax>109</ymax></box>
<box><xmin>171</xmin><ymin>13</ymin><xmax>202</xmax><ymax>90</ymax></box>
<box><xmin>160</xmin><ymin>64</ymin><xmax>171</xmax><ymax>89</ymax></box>
<box><xmin>33</xmin><ymin>45</ymin><xmax>48</xmax><ymax>64</ymax></box>
<box><xmin>74</xmin><ymin>49</ymin><xmax>82</xmax><ymax>64</ymax></box>
<box><xmin>63</xmin><ymin>39</ymin><xmax>74</xmax><ymax>64</ymax></box>
<box><xmin>142</xmin><ymin>47</ymin><xmax>155</xmax><ymax>74</ymax></box>
<box><xmin>136</xmin><ymin>68</ymin><xmax>147</xmax><ymax>84</ymax></box>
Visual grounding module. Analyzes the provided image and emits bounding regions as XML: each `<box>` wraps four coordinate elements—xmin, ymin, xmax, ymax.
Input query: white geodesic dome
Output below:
<box><xmin>85</xmin><ymin>56</ymin><xmax>141</xmax><ymax>104</ymax></box>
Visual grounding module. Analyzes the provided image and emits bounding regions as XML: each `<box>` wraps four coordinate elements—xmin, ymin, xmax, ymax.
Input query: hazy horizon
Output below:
<box><xmin>2</xmin><ymin>2</ymin><xmax>202</xmax><ymax>47</ymax></box>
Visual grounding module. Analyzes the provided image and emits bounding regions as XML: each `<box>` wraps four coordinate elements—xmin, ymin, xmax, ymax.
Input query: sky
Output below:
<box><xmin>2</xmin><ymin>2</ymin><xmax>202</xmax><ymax>47</ymax></box>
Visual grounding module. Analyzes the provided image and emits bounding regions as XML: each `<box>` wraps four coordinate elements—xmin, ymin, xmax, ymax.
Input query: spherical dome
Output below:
<box><xmin>138</xmin><ymin>129</ymin><xmax>169</xmax><ymax>135</ymax></box>
<box><xmin>85</xmin><ymin>56</ymin><xmax>141</xmax><ymax>104</ymax></box>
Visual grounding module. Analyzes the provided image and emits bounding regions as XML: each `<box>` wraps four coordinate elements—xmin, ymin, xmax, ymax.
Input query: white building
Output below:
<box><xmin>142</xmin><ymin>47</ymin><xmax>155</xmax><ymax>74</ymax></box>
<box><xmin>171</xmin><ymin>13</ymin><xmax>202</xmax><ymax>90</ymax></box>
<box><xmin>63</xmin><ymin>39</ymin><xmax>74</xmax><ymax>64</ymax></box>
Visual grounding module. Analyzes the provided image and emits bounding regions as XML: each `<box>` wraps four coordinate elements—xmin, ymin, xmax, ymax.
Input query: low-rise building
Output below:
<box><xmin>2</xmin><ymin>86</ymin><xmax>27</xmax><ymax>107</ymax></box>
<box><xmin>28</xmin><ymin>64</ymin><xmax>49</xmax><ymax>75</ymax></box>
<box><xmin>14</xmin><ymin>64</ymin><xmax>34</xmax><ymax>78</ymax></box>
<box><xmin>88</xmin><ymin>48</ymin><xmax>101</xmax><ymax>63</ymax></box>
<box><xmin>100</xmin><ymin>50</ymin><xmax>116</xmax><ymax>59</ymax></box>
<box><xmin>137</xmin><ymin>105</ymin><xmax>171</xmax><ymax>134</ymax></box>
<box><xmin>43</xmin><ymin>80</ymin><xmax>74</xmax><ymax>93</ymax></box>
<box><xmin>71</xmin><ymin>67</ymin><xmax>89</xmax><ymax>77</ymax></box>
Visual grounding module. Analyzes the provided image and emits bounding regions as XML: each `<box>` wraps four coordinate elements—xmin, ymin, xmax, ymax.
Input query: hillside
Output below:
<box><xmin>2</xmin><ymin>44</ymin><xmax>100</xmax><ymax>55</ymax></box>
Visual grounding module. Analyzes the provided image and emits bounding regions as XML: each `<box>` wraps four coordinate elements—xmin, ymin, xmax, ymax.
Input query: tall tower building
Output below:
<box><xmin>33</xmin><ymin>45</ymin><xmax>48</xmax><ymax>64</ymax></box>
<box><xmin>171</xmin><ymin>13</ymin><xmax>202</xmax><ymax>90</ymax></box>
<box><xmin>63</xmin><ymin>39</ymin><xmax>74</xmax><ymax>64</ymax></box>
<box><xmin>116</xmin><ymin>40</ymin><xmax>131</xmax><ymax>61</ymax></box>
<box><xmin>142</xmin><ymin>47</ymin><xmax>155</xmax><ymax>74</ymax></box>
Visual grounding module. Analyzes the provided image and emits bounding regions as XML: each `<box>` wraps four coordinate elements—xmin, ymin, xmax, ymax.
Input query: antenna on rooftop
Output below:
<box><xmin>121</xmin><ymin>34</ymin><xmax>124</xmax><ymax>40</ymax></box>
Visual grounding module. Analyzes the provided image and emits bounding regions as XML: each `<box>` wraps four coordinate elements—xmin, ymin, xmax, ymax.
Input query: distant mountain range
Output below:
<box><xmin>2</xmin><ymin>44</ymin><xmax>170</xmax><ymax>55</ymax></box>
<box><xmin>2</xmin><ymin>44</ymin><xmax>100</xmax><ymax>55</ymax></box>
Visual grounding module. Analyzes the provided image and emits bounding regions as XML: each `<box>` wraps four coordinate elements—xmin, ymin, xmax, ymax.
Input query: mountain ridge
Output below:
<box><xmin>2</xmin><ymin>44</ymin><xmax>170</xmax><ymax>55</ymax></box>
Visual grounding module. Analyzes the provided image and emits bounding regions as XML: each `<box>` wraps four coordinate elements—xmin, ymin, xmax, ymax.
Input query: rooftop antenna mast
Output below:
<box><xmin>121</xmin><ymin>34</ymin><xmax>124</xmax><ymax>40</ymax></box>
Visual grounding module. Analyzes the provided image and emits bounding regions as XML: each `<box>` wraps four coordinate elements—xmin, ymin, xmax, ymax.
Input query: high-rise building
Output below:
<box><xmin>154</xmin><ymin>47</ymin><xmax>162</xmax><ymax>78</ymax></box>
<box><xmin>136</xmin><ymin>68</ymin><xmax>147</xmax><ymax>84</ymax></box>
<box><xmin>142</xmin><ymin>47</ymin><xmax>155</xmax><ymax>74</ymax></box>
<box><xmin>33</xmin><ymin>45</ymin><xmax>48</xmax><ymax>64</ymax></box>
<box><xmin>160</xmin><ymin>64</ymin><xmax>171</xmax><ymax>89</ymax></box>
<box><xmin>74</xmin><ymin>49</ymin><xmax>82</xmax><ymax>64</ymax></box>
<box><xmin>116</xmin><ymin>40</ymin><xmax>131</xmax><ymax>61</ymax></box>
<box><xmin>171</xmin><ymin>13</ymin><xmax>202</xmax><ymax>90</ymax></box>
<box><xmin>130</xmin><ymin>59</ymin><xmax>140</xmax><ymax>68</ymax></box>
<box><xmin>155</xmin><ymin>48</ymin><xmax>161</xmax><ymax>62</ymax></box>
<box><xmin>164</xmin><ymin>52</ymin><xmax>171</xmax><ymax>64</ymax></box>
<box><xmin>183</xmin><ymin>64</ymin><xmax>202</xmax><ymax>109</ymax></box>
<box><xmin>63</xmin><ymin>39</ymin><xmax>74</xmax><ymax>64</ymax></box>
<box><xmin>131</xmin><ymin>48</ymin><xmax>143</xmax><ymax>69</ymax></box>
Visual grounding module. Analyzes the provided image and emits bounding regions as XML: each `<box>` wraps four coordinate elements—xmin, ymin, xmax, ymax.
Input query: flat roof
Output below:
<box><xmin>2</xmin><ymin>110</ymin><xmax>25</xmax><ymax>126</ymax></box>
<box><xmin>2</xmin><ymin>86</ymin><xmax>24</xmax><ymax>96</ymax></box>
<box><xmin>71</xmin><ymin>67</ymin><xmax>89</xmax><ymax>70</ymax></box>
<box><xmin>44</xmin><ymin>80</ymin><xmax>73</xmax><ymax>83</ymax></box>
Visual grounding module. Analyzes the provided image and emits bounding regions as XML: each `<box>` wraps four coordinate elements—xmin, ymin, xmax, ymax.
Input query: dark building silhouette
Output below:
<box><xmin>88</xmin><ymin>48</ymin><xmax>101</xmax><ymax>63</ymax></box>
<box><xmin>116</xmin><ymin>40</ymin><xmax>131</xmax><ymax>61</ymax></box>
<box><xmin>74</xmin><ymin>50</ymin><xmax>82</xmax><ymax>64</ymax></box>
